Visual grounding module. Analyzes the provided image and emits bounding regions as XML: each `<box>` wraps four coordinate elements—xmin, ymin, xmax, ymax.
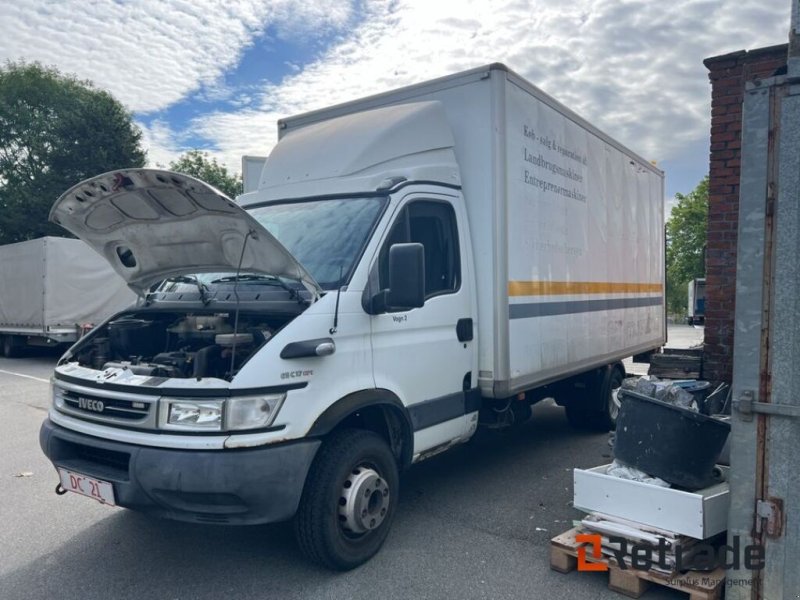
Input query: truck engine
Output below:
<box><xmin>69</xmin><ymin>312</ymin><xmax>283</xmax><ymax>381</ymax></box>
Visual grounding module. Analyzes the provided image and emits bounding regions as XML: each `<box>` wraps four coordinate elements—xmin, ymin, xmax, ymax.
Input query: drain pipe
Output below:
<box><xmin>790</xmin><ymin>0</ymin><xmax>799</xmax><ymax>77</ymax></box>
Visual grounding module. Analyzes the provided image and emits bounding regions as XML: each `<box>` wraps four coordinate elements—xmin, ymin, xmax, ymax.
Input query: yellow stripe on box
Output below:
<box><xmin>508</xmin><ymin>281</ymin><xmax>664</xmax><ymax>296</ymax></box>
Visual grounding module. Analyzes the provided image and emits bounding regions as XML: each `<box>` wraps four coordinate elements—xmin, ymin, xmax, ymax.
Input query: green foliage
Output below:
<box><xmin>0</xmin><ymin>62</ymin><xmax>146</xmax><ymax>244</ymax></box>
<box><xmin>666</xmin><ymin>177</ymin><xmax>708</xmax><ymax>316</ymax></box>
<box><xmin>169</xmin><ymin>150</ymin><xmax>242</xmax><ymax>199</ymax></box>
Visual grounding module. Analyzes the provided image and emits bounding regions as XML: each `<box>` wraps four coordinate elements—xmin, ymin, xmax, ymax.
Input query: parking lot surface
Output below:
<box><xmin>0</xmin><ymin>326</ymin><xmax>702</xmax><ymax>599</ymax></box>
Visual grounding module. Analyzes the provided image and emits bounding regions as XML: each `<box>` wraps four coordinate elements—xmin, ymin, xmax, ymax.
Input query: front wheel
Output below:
<box><xmin>294</xmin><ymin>429</ymin><xmax>399</xmax><ymax>570</ymax></box>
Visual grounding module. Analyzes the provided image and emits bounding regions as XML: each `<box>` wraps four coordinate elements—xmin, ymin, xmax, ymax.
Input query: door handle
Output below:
<box><xmin>456</xmin><ymin>318</ymin><xmax>473</xmax><ymax>342</ymax></box>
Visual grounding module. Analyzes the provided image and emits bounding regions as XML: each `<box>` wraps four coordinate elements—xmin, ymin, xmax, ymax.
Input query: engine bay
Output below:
<box><xmin>70</xmin><ymin>311</ymin><xmax>289</xmax><ymax>381</ymax></box>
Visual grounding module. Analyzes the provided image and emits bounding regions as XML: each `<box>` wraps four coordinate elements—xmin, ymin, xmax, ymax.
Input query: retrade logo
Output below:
<box><xmin>576</xmin><ymin>534</ymin><xmax>765</xmax><ymax>572</ymax></box>
<box><xmin>576</xmin><ymin>534</ymin><xmax>608</xmax><ymax>571</ymax></box>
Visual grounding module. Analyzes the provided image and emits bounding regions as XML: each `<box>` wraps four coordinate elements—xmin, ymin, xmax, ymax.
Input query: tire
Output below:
<box><xmin>2</xmin><ymin>335</ymin><xmax>23</xmax><ymax>358</ymax></box>
<box><xmin>564</xmin><ymin>367</ymin><xmax>624</xmax><ymax>432</ymax></box>
<box><xmin>294</xmin><ymin>429</ymin><xmax>399</xmax><ymax>570</ymax></box>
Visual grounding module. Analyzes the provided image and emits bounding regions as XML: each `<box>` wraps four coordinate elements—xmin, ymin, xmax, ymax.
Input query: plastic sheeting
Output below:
<box><xmin>0</xmin><ymin>237</ymin><xmax>136</xmax><ymax>330</ymax></box>
<box><xmin>606</xmin><ymin>459</ymin><xmax>671</xmax><ymax>488</ymax></box>
<box><xmin>620</xmin><ymin>375</ymin><xmax>699</xmax><ymax>410</ymax></box>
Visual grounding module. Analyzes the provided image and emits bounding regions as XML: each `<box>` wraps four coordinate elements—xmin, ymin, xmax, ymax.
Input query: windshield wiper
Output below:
<box><xmin>163</xmin><ymin>275</ymin><xmax>211</xmax><ymax>305</ymax></box>
<box><xmin>210</xmin><ymin>274</ymin><xmax>279</xmax><ymax>283</ymax></box>
<box><xmin>210</xmin><ymin>274</ymin><xmax>308</xmax><ymax>305</ymax></box>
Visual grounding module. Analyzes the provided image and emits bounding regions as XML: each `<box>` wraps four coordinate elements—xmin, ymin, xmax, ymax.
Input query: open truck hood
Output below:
<box><xmin>50</xmin><ymin>169</ymin><xmax>321</xmax><ymax>298</ymax></box>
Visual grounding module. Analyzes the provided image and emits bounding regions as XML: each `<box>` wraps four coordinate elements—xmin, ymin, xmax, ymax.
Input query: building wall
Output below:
<box><xmin>702</xmin><ymin>44</ymin><xmax>787</xmax><ymax>383</ymax></box>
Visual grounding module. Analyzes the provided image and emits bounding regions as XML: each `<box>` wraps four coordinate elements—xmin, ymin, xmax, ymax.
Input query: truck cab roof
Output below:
<box><xmin>238</xmin><ymin>101</ymin><xmax>461</xmax><ymax>205</ymax></box>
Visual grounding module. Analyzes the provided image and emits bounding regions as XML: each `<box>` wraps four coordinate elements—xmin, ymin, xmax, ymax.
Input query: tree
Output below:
<box><xmin>666</xmin><ymin>177</ymin><xmax>708</xmax><ymax>316</ymax></box>
<box><xmin>0</xmin><ymin>62</ymin><xmax>146</xmax><ymax>244</ymax></box>
<box><xmin>169</xmin><ymin>150</ymin><xmax>242</xmax><ymax>199</ymax></box>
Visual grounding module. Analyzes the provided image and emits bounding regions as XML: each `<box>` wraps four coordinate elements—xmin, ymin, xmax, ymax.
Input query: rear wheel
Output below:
<box><xmin>294</xmin><ymin>429</ymin><xmax>399</xmax><ymax>570</ymax></box>
<box><xmin>2</xmin><ymin>335</ymin><xmax>23</xmax><ymax>358</ymax></box>
<box><xmin>565</xmin><ymin>367</ymin><xmax>624</xmax><ymax>432</ymax></box>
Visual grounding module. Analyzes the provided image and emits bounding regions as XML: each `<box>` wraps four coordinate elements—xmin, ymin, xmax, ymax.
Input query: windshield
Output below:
<box><xmin>246</xmin><ymin>196</ymin><xmax>387</xmax><ymax>289</ymax></box>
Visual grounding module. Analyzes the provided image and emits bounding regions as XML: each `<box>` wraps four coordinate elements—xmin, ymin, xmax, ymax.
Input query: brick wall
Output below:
<box><xmin>702</xmin><ymin>44</ymin><xmax>787</xmax><ymax>383</ymax></box>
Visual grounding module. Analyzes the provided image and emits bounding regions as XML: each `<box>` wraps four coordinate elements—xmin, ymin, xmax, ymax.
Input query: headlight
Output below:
<box><xmin>226</xmin><ymin>394</ymin><xmax>285</xmax><ymax>431</ymax></box>
<box><xmin>162</xmin><ymin>399</ymin><xmax>224</xmax><ymax>431</ymax></box>
<box><xmin>159</xmin><ymin>395</ymin><xmax>285</xmax><ymax>432</ymax></box>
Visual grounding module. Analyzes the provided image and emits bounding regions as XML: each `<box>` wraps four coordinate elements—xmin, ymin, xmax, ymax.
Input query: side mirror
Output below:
<box><xmin>385</xmin><ymin>243</ymin><xmax>425</xmax><ymax>311</ymax></box>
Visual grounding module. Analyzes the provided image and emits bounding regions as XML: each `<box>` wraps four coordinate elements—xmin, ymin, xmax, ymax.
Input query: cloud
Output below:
<box><xmin>193</xmin><ymin>0</ymin><xmax>789</xmax><ymax>175</ymax></box>
<box><xmin>2</xmin><ymin>0</ymin><xmax>790</xmax><ymax>182</ymax></box>
<box><xmin>137</xmin><ymin>120</ymin><xmax>185</xmax><ymax>168</ymax></box>
<box><xmin>0</xmin><ymin>0</ymin><xmax>353</xmax><ymax>113</ymax></box>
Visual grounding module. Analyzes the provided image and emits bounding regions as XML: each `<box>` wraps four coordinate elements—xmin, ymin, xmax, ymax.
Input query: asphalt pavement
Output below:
<box><xmin>0</xmin><ymin>326</ymin><xmax>703</xmax><ymax>600</ymax></box>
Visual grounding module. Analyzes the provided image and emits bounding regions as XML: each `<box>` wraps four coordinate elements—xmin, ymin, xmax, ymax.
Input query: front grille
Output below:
<box><xmin>61</xmin><ymin>390</ymin><xmax>150</xmax><ymax>421</ymax></box>
<box><xmin>53</xmin><ymin>380</ymin><xmax>158</xmax><ymax>429</ymax></box>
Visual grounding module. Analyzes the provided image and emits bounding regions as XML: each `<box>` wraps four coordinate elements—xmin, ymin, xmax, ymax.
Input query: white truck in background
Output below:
<box><xmin>241</xmin><ymin>155</ymin><xmax>268</xmax><ymax>193</ymax></box>
<box><xmin>0</xmin><ymin>237</ymin><xmax>136</xmax><ymax>357</ymax></box>
<box><xmin>40</xmin><ymin>64</ymin><xmax>665</xmax><ymax>569</ymax></box>
<box><xmin>687</xmin><ymin>277</ymin><xmax>706</xmax><ymax>325</ymax></box>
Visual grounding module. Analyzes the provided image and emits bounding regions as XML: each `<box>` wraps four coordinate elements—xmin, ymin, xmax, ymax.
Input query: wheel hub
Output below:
<box><xmin>339</xmin><ymin>466</ymin><xmax>390</xmax><ymax>534</ymax></box>
<box><xmin>609</xmin><ymin>387</ymin><xmax>621</xmax><ymax>420</ymax></box>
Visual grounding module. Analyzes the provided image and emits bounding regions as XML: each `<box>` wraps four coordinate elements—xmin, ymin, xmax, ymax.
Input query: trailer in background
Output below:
<box><xmin>241</xmin><ymin>155</ymin><xmax>267</xmax><ymax>194</ymax></box>
<box><xmin>687</xmin><ymin>277</ymin><xmax>706</xmax><ymax>325</ymax></box>
<box><xmin>0</xmin><ymin>237</ymin><xmax>136</xmax><ymax>357</ymax></box>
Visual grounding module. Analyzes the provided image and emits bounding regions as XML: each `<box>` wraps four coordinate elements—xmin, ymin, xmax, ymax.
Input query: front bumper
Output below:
<box><xmin>40</xmin><ymin>419</ymin><xmax>320</xmax><ymax>525</ymax></box>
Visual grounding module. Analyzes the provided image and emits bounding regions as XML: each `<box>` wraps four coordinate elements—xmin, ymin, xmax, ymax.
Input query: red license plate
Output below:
<box><xmin>57</xmin><ymin>468</ymin><xmax>116</xmax><ymax>506</ymax></box>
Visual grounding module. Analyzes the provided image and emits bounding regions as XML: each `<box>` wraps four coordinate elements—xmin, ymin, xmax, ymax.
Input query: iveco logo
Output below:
<box><xmin>78</xmin><ymin>397</ymin><xmax>105</xmax><ymax>413</ymax></box>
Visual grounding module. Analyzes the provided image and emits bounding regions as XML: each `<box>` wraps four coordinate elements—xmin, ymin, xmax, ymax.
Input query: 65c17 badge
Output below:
<box><xmin>281</xmin><ymin>369</ymin><xmax>314</xmax><ymax>380</ymax></box>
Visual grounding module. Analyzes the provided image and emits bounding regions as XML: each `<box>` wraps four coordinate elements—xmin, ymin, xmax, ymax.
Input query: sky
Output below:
<box><xmin>0</xmin><ymin>0</ymin><xmax>792</xmax><ymax>203</ymax></box>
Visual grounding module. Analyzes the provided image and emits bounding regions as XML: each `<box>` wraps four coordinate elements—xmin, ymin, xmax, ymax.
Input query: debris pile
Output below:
<box><xmin>620</xmin><ymin>375</ymin><xmax>699</xmax><ymax>411</ymax></box>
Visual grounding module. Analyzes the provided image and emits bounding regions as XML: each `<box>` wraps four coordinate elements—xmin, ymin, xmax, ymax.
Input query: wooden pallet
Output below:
<box><xmin>648</xmin><ymin>353</ymin><xmax>703</xmax><ymax>379</ymax></box>
<box><xmin>550</xmin><ymin>527</ymin><xmax>724</xmax><ymax>600</ymax></box>
<box><xmin>661</xmin><ymin>348</ymin><xmax>703</xmax><ymax>357</ymax></box>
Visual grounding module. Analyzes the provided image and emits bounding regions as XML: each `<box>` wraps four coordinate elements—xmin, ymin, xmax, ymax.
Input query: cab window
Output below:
<box><xmin>378</xmin><ymin>200</ymin><xmax>460</xmax><ymax>298</ymax></box>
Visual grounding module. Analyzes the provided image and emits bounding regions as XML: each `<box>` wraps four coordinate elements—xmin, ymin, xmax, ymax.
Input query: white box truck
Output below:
<box><xmin>0</xmin><ymin>237</ymin><xmax>136</xmax><ymax>357</ymax></box>
<box><xmin>40</xmin><ymin>64</ymin><xmax>665</xmax><ymax>569</ymax></box>
<box><xmin>687</xmin><ymin>277</ymin><xmax>706</xmax><ymax>325</ymax></box>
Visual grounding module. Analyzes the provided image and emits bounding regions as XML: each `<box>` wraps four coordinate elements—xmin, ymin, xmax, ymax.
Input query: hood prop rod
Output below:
<box><xmin>229</xmin><ymin>231</ymin><xmax>254</xmax><ymax>378</ymax></box>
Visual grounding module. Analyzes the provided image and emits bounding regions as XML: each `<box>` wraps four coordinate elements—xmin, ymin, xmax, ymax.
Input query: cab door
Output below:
<box><xmin>369</xmin><ymin>192</ymin><xmax>477</xmax><ymax>457</ymax></box>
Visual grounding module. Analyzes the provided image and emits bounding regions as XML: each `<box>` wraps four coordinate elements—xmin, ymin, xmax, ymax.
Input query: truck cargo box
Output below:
<box><xmin>275</xmin><ymin>65</ymin><xmax>665</xmax><ymax>397</ymax></box>
<box><xmin>0</xmin><ymin>237</ymin><xmax>136</xmax><ymax>345</ymax></box>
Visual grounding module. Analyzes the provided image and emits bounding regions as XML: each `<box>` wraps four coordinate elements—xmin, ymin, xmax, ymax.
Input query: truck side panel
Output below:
<box><xmin>0</xmin><ymin>237</ymin><xmax>136</xmax><ymax>336</ymax></box>
<box><xmin>0</xmin><ymin>237</ymin><xmax>46</xmax><ymax>329</ymax></box>
<box><xmin>501</xmin><ymin>76</ymin><xmax>665</xmax><ymax>394</ymax></box>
